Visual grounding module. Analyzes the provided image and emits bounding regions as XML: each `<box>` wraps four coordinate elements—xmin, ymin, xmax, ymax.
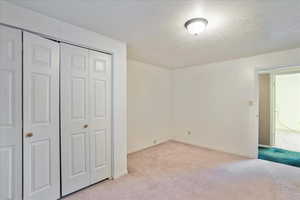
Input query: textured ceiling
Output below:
<box><xmin>6</xmin><ymin>0</ymin><xmax>300</xmax><ymax>69</ymax></box>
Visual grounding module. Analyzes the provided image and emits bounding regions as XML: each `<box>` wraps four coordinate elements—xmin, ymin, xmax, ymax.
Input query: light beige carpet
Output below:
<box><xmin>64</xmin><ymin>141</ymin><xmax>300</xmax><ymax>200</ymax></box>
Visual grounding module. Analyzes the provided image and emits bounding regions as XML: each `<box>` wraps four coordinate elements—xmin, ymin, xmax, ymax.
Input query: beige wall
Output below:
<box><xmin>258</xmin><ymin>74</ymin><xmax>271</xmax><ymax>145</ymax></box>
<box><xmin>172</xmin><ymin>48</ymin><xmax>300</xmax><ymax>158</ymax></box>
<box><xmin>127</xmin><ymin>60</ymin><xmax>172</xmax><ymax>153</ymax></box>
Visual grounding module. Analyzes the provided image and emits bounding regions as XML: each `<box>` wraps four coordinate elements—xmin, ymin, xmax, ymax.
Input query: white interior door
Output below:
<box><xmin>23</xmin><ymin>32</ymin><xmax>60</xmax><ymax>200</ymax></box>
<box><xmin>61</xmin><ymin>44</ymin><xmax>90</xmax><ymax>196</ymax></box>
<box><xmin>89</xmin><ymin>50</ymin><xmax>112</xmax><ymax>184</ymax></box>
<box><xmin>0</xmin><ymin>25</ymin><xmax>22</xmax><ymax>200</ymax></box>
<box><xmin>61</xmin><ymin>43</ymin><xmax>112</xmax><ymax>195</ymax></box>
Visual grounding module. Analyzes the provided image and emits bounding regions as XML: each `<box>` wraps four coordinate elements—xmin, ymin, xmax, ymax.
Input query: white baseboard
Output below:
<box><xmin>171</xmin><ymin>139</ymin><xmax>255</xmax><ymax>159</ymax></box>
<box><xmin>128</xmin><ymin>138</ymin><xmax>171</xmax><ymax>154</ymax></box>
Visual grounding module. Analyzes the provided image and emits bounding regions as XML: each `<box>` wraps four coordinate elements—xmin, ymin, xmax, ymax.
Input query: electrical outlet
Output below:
<box><xmin>187</xmin><ymin>131</ymin><xmax>191</xmax><ymax>135</ymax></box>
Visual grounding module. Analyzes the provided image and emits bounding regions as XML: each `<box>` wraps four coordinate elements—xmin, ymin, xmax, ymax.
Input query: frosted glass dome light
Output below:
<box><xmin>185</xmin><ymin>18</ymin><xmax>208</xmax><ymax>35</ymax></box>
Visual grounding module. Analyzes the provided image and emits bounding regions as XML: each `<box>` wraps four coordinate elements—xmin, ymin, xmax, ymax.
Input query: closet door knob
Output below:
<box><xmin>83</xmin><ymin>124</ymin><xmax>88</xmax><ymax>128</ymax></box>
<box><xmin>26</xmin><ymin>132</ymin><xmax>33</xmax><ymax>138</ymax></box>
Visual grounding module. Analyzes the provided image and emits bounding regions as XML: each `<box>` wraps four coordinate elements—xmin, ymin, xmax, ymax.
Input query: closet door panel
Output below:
<box><xmin>0</xmin><ymin>26</ymin><xmax>22</xmax><ymax>200</ymax></box>
<box><xmin>89</xmin><ymin>51</ymin><xmax>112</xmax><ymax>184</ymax></box>
<box><xmin>23</xmin><ymin>32</ymin><xmax>60</xmax><ymax>200</ymax></box>
<box><xmin>61</xmin><ymin>44</ymin><xmax>90</xmax><ymax>196</ymax></box>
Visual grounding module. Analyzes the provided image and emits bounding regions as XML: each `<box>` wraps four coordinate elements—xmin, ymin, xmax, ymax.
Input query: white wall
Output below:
<box><xmin>172</xmin><ymin>48</ymin><xmax>300</xmax><ymax>158</ymax></box>
<box><xmin>128</xmin><ymin>60</ymin><xmax>171</xmax><ymax>153</ymax></box>
<box><xmin>0</xmin><ymin>1</ymin><xmax>127</xmax><ymax>178</ymax></box>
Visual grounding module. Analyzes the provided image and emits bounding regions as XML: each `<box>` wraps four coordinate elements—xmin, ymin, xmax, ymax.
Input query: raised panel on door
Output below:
<box><xmin>23</xmin><ymin>32</ymin><xmax>60</xmax><ymax>200</ymax></box>
<box><xmin>61</xmin><ymin>43</ymin><xmax>90</xmax><ymax>196</ymax></box>
<box><xmin>0</xmin><ymin>25</ymin><xmax>22</xmax><ymax>200</ymax></box>
<box><xmin>89</xmin><ymin>50</ymin><xmax>112</xmax><ymax>184</ymax></box>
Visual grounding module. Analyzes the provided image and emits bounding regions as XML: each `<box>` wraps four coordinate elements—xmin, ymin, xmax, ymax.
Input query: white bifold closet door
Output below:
<box><xmin>0</xmin><ymin>25</ymin><xmax>22</xmax><ymax>200</ymax></box>
<box><xmin>61</xmin><ymin>43</ymin><xmax>112</xmax><ymax>196</ymax></box>
<box><xmin>23</xmin><ymin>32</ymin><xmax>60</xmax><ymax>200</ymax></box>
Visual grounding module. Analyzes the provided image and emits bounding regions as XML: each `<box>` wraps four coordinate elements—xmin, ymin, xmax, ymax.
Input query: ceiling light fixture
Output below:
<box><xmin>184</xmin><ymin>18</ymin><xmax>208</xmax><ymax>35</ymax></box>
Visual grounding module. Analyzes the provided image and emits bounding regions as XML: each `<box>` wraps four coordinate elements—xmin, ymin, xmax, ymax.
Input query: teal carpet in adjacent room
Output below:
<box><xmin>259</xmin><ymin>146</ymin><xmax>300</xmax><ymax>167</ymax></box>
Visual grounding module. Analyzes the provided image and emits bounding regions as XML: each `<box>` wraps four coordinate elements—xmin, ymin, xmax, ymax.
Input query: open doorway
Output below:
<box><xmin>258</xmin><ymin>68</ymin><xmax>300</xmax><ymax>167</ymax></box>
<box><xmin>273</xmin><ymin>72</ymin><xmax>300</xmax><ymax>152</ymax></box>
